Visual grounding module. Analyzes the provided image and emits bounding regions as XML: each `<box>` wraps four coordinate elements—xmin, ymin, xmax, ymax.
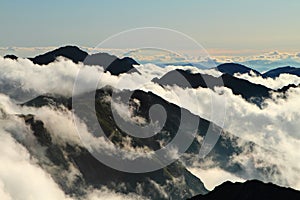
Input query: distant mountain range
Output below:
<box><xmin>3</xmin><ymin>45</ymin><xmax>300</xmax><ymax>106</ymax></box>
<box><xmin>217</xmin><ymin>62</ymin><xmax>300</xmax><ymax>78</ymax></box>
<box><xmin>5</xmin><ymin>46</ymin><xmax>139</xmax><ymax>75</ymax></box>
<box><xmin>189</xmin><ymin>180</ymin><xmax>300</xmax><ymax>200</ymax></box>
<box><xmin>262</xmin><ymin>66</ymin><xmax>300</xmax><ymax>78</ymax></box>
<box><xmin>3</xmin><ymin>46</ymin><xmax>300</xmax><ymax>78</ymax></box>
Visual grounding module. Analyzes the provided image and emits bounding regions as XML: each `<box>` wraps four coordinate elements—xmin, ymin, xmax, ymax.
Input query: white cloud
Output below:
<box><xmin>0</xmin><ymin>56</ymin><xmax>221</xmax><ymax>104</ymax></box>
<box><xmin>0</xmin><ymin>129</ymin><xmax>72</xmax><ymax>200</ymax></box>
<box><xmin>140</xmin><ymin>81</ymin><xmax>300</xmax><ymax>190</ymax></box>
<box><xmin>0</xmin><ymin>93</ymin><xmax>151</xmax><ymax>200</ymax></box>
<box><xmin>1</xmin><ymin>54</ymin><xmax>300</xmax><ymax>194</ymax></box>
<box><xmin>188</xmin><ymin>167</ymin><xmax>245</xmax><ymax>191</ymax></box>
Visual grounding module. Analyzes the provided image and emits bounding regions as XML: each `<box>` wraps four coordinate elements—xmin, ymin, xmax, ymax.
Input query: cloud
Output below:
<box><xmin>186</xmin><ymin>87</ymin><xmax>300</xmax><ymax>190</ymax></box>
<box><xmin>0</xmin><ymin>56</ymin><xmax>221</xmax><ymax>103</ymax></box>
<box><xmin>0</xmin><ymin>128</ymin><xmax>72</xmax><ymax>200</ymax></box>
<box><xmin>188</xmin><ymin>167</ymin><xmax>245</xmax><ymax>191</ymax></box>
<box><xmin>140</xmin><ymin>80</ymin><xmax>300</xmax><ymax>190</ymax></box>
<box><xmin>1</xmin><ymin>55</ymin><xmax>300</xmax><ymax>194</ymax></box>
<box><xmin>0</xmin><ymin>93</ymin><xmax>152</xmax><ymax>200</ymax></box>
<box><xmin>84</xmin><ymin>188</ymin><xmax>149</xmax><ymax>200</ymax></box>
<box><xmin>234</xmin><ymin>73</ymin><xmax>300</xmax><ymax>90</ymax></box>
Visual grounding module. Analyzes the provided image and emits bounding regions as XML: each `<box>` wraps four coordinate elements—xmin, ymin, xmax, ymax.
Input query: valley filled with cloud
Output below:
<box><xmin>1</xmin><ymin>49</ymin><xmax>300</xmax><ymax>199</ymax></box>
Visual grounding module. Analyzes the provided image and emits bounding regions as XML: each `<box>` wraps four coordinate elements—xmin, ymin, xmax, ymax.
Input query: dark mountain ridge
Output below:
<box><xmin>4</xmin><ymin>54</ymin><xmax>18</xmax><ymax>60</ymax></box>
<box><xmin>153</xmin><ymin>69</ymin><xmax>271</xmax><ymax>106</ymax></box>
<box><xmin>263</xmin><ymin>66</ymin><xmax>300</xmax><ymax>78</ymax></box>
<box><xmin>216</xmin><ymin>63</ymin><xmax>262</xmax><ymax>76</ymax></box>
<box><xmin>216</xmin><ymin>62</ymin><xmax>300</xmax><ymax>79</ymax></box>
<box><xmin>3</xmin><ymin>46</ymin><xmax>300</xmax><ymax>78</ymax></box>
<box><xmin>3</xmin><ymin>45</ymin><xmax>140</xmax><ymax>76</ymax></box>
<box><xmin>188</xmin><ymin>180</ymin><xmax>300</xmax><ymax>200</ymax></box>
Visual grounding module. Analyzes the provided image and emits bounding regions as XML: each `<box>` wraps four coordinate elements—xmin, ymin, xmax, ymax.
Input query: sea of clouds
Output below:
<box><xmin>1</xmin><ymin>56</ymin><xmax>300</xmax><ymax>198</ymax></box>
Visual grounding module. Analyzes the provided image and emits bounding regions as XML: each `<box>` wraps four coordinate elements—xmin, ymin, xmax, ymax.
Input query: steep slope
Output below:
<box><xmin>21</xmin><ymin>114</ymin><xmax>206</xmax><ymax>199</ymax></box>
<box><xmin>22</xmin><ymin>86</ymin><xmax>277</xmax><ymax>188</ymax></box>
<box><xmin>188</xmin><ymin>180</ymin><xmax>300</xmax><ymax>200</ymax></box>
<box><xmin>20</xmin><ymin>87</ymin><xmax>213</xmax><ymax>199</ymax></box>
<box><xmin>21</xmin><ymin>86</ymin><xmax>285</xmax><ymax>199</ymax></box>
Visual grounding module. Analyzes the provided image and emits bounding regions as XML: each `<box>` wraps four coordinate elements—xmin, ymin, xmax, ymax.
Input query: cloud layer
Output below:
<box><xmin>1</xmin><ymin>55</ymin><xmax>300</xmax><ymax>196</ymax></box>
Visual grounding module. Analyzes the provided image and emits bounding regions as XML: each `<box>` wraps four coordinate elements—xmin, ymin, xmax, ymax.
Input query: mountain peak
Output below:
<box><xmin>30</xmin><ymin>45</ymin><xmax>88</xmax><ymax>65</ymax></box>
<box><xmin>28</xmin><ymin>45</ymin><xmax>139</xmax><ymax>75</ymax></box>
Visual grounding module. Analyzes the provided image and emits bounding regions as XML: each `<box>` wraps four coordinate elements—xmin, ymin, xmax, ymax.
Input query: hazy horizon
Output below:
<box><xmin>1</xmin><ymin>0</ymin><xmax>300</xmax><ymax>51</ymax></box>
<box><xmin>1</xmin><ymin>45</ymin><xmax>300</xmax><ymax>72</ymax></box>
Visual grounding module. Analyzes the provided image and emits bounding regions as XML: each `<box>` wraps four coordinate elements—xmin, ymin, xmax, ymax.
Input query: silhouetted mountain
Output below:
<box><xmin>30</xmin><ymin>46</ymin><xmax>88</xmax><ymax>64</ymax></box>
<box><xmin>188</xmin><ymin>180</ymin><xmax>300</xmax><ymax>200</ymax></box>
<box><xmin>263</xmin><ymin>66</ymin><xmax>300</xmax><ymax>78</ymax></box>
<box><xmin>4</xmin><ymin>54</ymin><xmax>18</xmax><ymax>60</ymax></box>
<box><xmin>84</xmin><ymin>53</ymin><xmax>139</xmax><ymax>75</ymax></box>
<box><xmin>29</xmin><ymin>45</ymin><xmax>139</xmax><ymax>75</ymax></box>
<box><xmin>153</xmin><ymin>69</ymin><xmax>271</xmax><ymax>105</ymax></box>
<box><xmin>217</xmin><ymin>63</ymin><xmax>261</xmax><ymax>76</ymax></box>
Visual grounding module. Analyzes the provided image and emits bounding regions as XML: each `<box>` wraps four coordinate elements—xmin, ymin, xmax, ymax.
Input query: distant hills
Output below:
<box><xmin>4</xmin><ymin>46</ymin><xmax>139</xmax><ymax>76</ymax></box>
<box><xmin>216</xmin><ymin>62</ymin><xmax>300</xmax><ymax>78</ymax></box>
<box><xmin>3</xmin><ymin>45</ymin><xmax>300</xmax><ymax>106</ymax></box>
<box><xmin>189</xmin><ymin>180</ymin><xmax>300</xmax><ymax>200</ymax></box>
<box><xmin>153</xmin><ymin>68</ymin><xmax>300</xmax><ymax>107</ymax></box>
<box><xmin>217</xmin><ymin>63</ymin><xmax>261</xmax><ymax>76</ymax></box>
<box><xmin>3</xmin><ymin>45</ymin><xmax>300</xmax><ymax>78</ymax></box>
<box><xmin>262</xmin><ymin>66</ymin><xmax>300</xmax><ymax>78</ymax></box>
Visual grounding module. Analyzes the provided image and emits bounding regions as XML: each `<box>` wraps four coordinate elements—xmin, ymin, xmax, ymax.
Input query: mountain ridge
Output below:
<box><xmin>216</xmin><ymin>63</ymin><xmax>262</xmax><ymax>76</ymax></box>
<box><xmin>3</xmin><ymin>45</ymin><xmax>300</xmax><ymax>78</ymax></box>
<box><xmin>188</xmin><ymin>180</ymin><xmax>300</xmax><ymax>200</ymax></box>
<box><xmin>153</xmin><ymin>69</ymin><xmax>271</xmax><ymax>106</ymax></box>
<box><xmin>3</xmin><ymin>45</ymin><xmax>140</xmax><ymax>76</ymax></box>
<box><xmin>262</xmin><ymin>66</ymin><xmax>300</xmax><ymax>78</ymax></box>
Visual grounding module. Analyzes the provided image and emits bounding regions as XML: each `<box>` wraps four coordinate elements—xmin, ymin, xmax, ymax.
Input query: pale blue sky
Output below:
<box><xmin>1</xmin><ymin>0</ymin><xmax>299</xmax><ymax>52</ymax></box>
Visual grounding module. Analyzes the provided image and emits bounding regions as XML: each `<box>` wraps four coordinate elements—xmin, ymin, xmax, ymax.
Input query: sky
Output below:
<box><xmin>0</xmin><ymin>0</ymin><xmax>299</xmax><ymax>56</ymax></box>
